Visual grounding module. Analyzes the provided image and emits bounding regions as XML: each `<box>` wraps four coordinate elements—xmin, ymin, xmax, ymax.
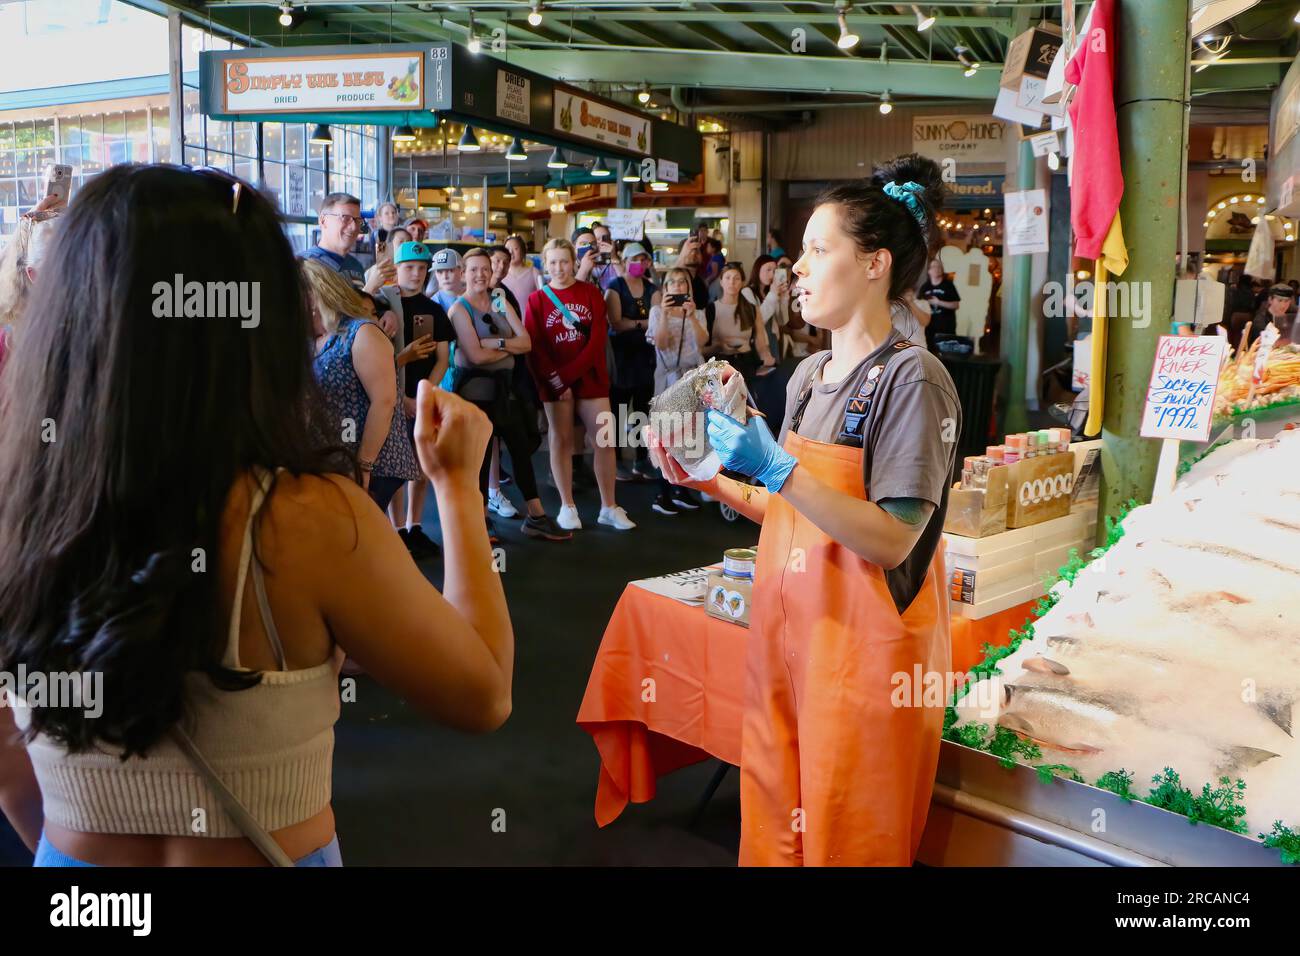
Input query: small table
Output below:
<box><xmin>578</xmin><ymin>572</ymin><xmax>1036</xmax><ymax>826</ymax></box>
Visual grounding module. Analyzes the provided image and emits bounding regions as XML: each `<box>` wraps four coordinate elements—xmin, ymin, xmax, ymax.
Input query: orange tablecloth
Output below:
<box><xmin>579</xmin><ymin>580</ymin><xmax>1038</xmax><ymax>826</ymax></box>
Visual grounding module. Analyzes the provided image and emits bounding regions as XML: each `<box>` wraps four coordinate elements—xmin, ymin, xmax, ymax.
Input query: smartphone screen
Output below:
<box><xmin>42</xmin><ymin>164</ymin><xmax>71</xmax><ymax>204</ymax></box>
<box><xmin>412</xmin><ymin>314</ymin><xmax>433</xmax><ymax>341</ymax></box>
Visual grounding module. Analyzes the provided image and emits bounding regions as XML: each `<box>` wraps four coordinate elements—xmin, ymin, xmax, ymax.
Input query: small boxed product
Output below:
<box><xmin>1001</xmin><ymin>22</ymin><xmax>1063</xmax><ymax>91</ymax></box>
<box><xmin>705</xmin><ymin>548</ymin><xmax>756</xmax><ymax>628</ymax></box>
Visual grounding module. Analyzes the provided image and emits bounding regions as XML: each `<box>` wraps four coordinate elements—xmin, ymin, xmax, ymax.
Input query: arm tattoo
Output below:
<box><xmin>879</xmin><ymin>497</ymin><xmax>933</xmax><ymax>526</ymax></box>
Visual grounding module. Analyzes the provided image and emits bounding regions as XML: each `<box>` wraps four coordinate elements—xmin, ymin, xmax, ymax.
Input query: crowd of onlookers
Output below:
<box><xmin>297</xmin><ymin>192</ymin><xmax>843</xmax><ymax>549</ymax></box>
<box><xmin>0</xmin><ymin>182</ymin><xmax>978</xmax><ymax>559</ymax></box>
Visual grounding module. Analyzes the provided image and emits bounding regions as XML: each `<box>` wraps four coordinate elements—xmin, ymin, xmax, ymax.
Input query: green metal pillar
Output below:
<box><xmin>1097</xmin><ymin>0</ymin><xmax>1190</xmax><ymax>527</ymax></box>
<box><xmin>1001</xmin><ymin>138</ymin><xmax>1035</xmax><ymax>435</ymax></box>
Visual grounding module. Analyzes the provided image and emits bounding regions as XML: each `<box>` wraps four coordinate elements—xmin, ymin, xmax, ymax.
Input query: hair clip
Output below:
<box><xmin>883</xmin><ymin>180</ymin><xmax>927</xmax><ymax>228</ymax></box>
<box><xmin>232</xmin><ymin>182</ymin><xmax>243</xmax><ymax>215</ymax></box>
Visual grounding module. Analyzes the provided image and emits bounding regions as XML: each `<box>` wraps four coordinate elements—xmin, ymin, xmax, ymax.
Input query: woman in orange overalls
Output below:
<box><xmin>649</xmin><ymin>171</ymin><xmax>961</xmax><ymax>866</ymax></box>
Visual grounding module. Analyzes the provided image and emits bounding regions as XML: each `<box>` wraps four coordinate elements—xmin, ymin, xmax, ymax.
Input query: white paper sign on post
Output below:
<box><xmin>1139</xmin><ymin>335</ymin><xmax>1228</xmax><ymax>443</ymax></box>
<box><xmin>605</xmin><ymin>208</ymin><xmax>649</xmax><ymax>241</ymax></box>
<box><xmin>1004</xmin><ymin>188</ymin><xmax>1049</xmax><ymax>255</ymax></box>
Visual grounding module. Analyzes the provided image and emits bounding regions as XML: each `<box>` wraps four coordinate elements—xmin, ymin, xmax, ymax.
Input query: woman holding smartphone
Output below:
<box><xmin>448</xmin><ymin>249</ymin><xmax>570</xmax><ymax>542</ymax></box>
<box><xmin>744</xmin><ymin>255</ymin><xmax>802</xmax><ymax>425</ymax></box>
<box><xmin>645</xmin><ymin>267</ymin><xmax>709</xmax><ymax>515</ymax></box>
<box><xmin>648</xmin><ymin>172</ymin><xmax>960</xmax><ymax>866</ymax></box>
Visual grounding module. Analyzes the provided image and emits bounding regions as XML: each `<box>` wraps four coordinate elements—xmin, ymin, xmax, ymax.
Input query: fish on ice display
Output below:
<box><xmin>954</xmin><ymin>430</ymin><xmax>1300</xmax><ymax>837</ymax></box>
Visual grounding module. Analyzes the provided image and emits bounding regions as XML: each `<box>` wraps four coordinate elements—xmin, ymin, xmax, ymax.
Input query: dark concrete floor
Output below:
<box><xmin>1</xmin><ymin>450</ymin><xmax>759</xmax><ymax>866</ymax></box>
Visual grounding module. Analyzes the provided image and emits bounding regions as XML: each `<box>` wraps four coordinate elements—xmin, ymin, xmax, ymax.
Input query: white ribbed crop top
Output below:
<box><xmin>15</xmin><ymin>470</ymin><xmax>340</xmax><ymax>838</ymax></box>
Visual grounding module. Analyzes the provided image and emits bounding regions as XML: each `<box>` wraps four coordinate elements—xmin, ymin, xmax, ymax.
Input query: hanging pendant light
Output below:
<box><xmin>528</xmin><ymin>2</ymin><xmax>544</xmax><ymax>27</ymax></box>
<box><xmin>503</xmin><ymin>182</ymin><xmax>518</xmax><ymax>199</ymax></box>
<box><xmin>546</xmin><ymin>146</ymin><xmax>568</xmax><ymax>168</ymax></box>
<box><xmin>309</xmin><ymin>124</ymin><xmax>333</xmax><ymax>145</ymax></box>
<box><xmin>878</xmin><ymin>91</ymin><xmax>893</xmax><ymax>115</ymax></box>
<box><xmin>458</xmin><ymin>125</ymin><xmax>481</xmax><ymax>151</ymax></box>
<box><xmin>835</xmin><ymin>6</ymin><xmax>860</xmax><ymax>50</ymax></box>
<box><xmin>392</xmin><ymin>125</ymin><xmax>416</xmax><ymax>143</ymax></box>
<box><xmin>590</xmin><ymin>156</ymin><xmax>611</xmax><ymax>177</ymax></box>
<box><xmin>911</xmin><ymin>5</ymin><xmax>935</xmax><ymax>32</ymax></box>
<box><xmin>506</xmin><ymin>136</ymin><xmax>527</xmax><ymax>160</ymax></box>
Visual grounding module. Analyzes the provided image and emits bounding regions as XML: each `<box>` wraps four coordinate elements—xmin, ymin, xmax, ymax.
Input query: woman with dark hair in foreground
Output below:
<box><xmin>0</xmin><ymin>164</ymin><xmax>512</xmax><ymax>866</ymax></box>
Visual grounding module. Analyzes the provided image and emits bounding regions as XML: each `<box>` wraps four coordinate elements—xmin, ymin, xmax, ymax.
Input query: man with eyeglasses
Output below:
<box><xmin>303</xmin><ymin>192</ymin><xmax>375</xmax><ymax>292</ymax></box>
<box><xmin>303</xmin><ymin>192</ymin><xmax>400</xmax><ymax>336</ymax></box>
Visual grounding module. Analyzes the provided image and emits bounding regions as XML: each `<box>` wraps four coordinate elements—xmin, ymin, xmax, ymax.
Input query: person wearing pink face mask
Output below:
<box><xmin>604</xmin><ymin>242</ymin><xmax>661</xmax><ymax>482</ymax></box>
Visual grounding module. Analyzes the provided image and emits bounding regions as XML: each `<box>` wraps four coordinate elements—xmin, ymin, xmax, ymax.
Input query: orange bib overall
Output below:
<box><xmin>738</xmin><ymin>430</ymin><xmax>951</xmax><ymax>866</ymax></box>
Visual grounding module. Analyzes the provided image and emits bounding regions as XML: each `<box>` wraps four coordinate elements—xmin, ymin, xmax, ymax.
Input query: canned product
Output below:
<box><xmin>723</xmin><ymin>548</ymin><xmax>757</xmax><ymax>580</ymax></box>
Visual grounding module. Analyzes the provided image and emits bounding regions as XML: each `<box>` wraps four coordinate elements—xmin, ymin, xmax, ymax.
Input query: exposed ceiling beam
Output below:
<box><xmin>509</xmin><ymin>47</ymin><xmax>1002</xmax><ymax>96</ymax></box>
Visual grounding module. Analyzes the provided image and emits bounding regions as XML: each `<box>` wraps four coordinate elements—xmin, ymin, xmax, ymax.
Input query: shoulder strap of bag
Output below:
<box><xmin>170</xmin><ymin>726</ymin><xmax>295</xmax><ymax>867</ymax></box>
<box><xmin>541</xmin><ymin>283</ymin><xmax>582</xmax><ymax>330</ymax></box>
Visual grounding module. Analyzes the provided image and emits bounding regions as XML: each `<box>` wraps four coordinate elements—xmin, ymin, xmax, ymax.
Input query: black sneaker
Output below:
<box><xmin>407</xmin><ymin>525</ymin><xmax>441</xmax><ymax>558</ymax></box>
<box><xmin>398</xmin><ymin>527</ymin><xmax>413</xmax><ymax>552</ymax></box>
<box><xmin>522</xmin><ymin>513</ymin><xmax>573</xmax><ymax>541</ymax></box>
<box><xmin>615</xmin><ymin>464</ymin><xmax>638</xmax><ymax>483</ymax></box>
<box><xmin>633</xmin><ymin>459</ymin><xmax>659</xmax><ymax>481</ymax></box>
<box><xmin>671</xmin><ymin>488</ymin><xmax>701</xmax><ymax>510</ymax></box>
<box><xmin>652</xmin><ymin>493</ymin><xmax>681</xmax><ymax>516</ymax></box>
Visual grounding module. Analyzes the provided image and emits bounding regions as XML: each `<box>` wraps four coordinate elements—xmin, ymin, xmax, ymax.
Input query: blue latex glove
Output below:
<box><xmin>706</xmin><ymin>410</ymin><xmax>798</xmax><ymax>492</ymax></box>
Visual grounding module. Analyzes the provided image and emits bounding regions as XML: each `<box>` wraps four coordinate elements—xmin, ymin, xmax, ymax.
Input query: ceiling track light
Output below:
<box><xmin>458</xmin><ymin>125</ymin><xmax>481</xmax><ymax>151</ymax></box>
<box><xmin>529</xmin><ymin>2</ymin><xmax>544</xmax><ymax>27</ymax></box>
<box><xmin>638</xmin><ymin>82</ymin><xmax>652</xmax><ymax>105</ymax></box>
<box><xmin>1194</xmin><ymin>34</ymin><xmax>1231</xmax><ymax>72</ymax></box>
<box><xmin>278</xmin><ymin>3</ymin><xmax>296</xmax><ymax>28</ymax></box>
<box><xmin>878</xmin><ymin>90</ymin><xmax>892</xmax><ymax>115</ymax></box>
<box><xmin>467</xmin><ymin>13</ymin><xmax>481</xmax><ymax>54</ymax></box>
<box><xmin>911</xmin><ymin>5</ymin><xmax>935</xmax><ymax>32</ymax></box>
<box><xmin>955</xmin><ymin>45</ymin><xmax>980</xmax><ymax>77</ymax></box>
<box><xmin>835</xmin><ymin>7</ymin><xmax>860</xmax><ymax>50</ymax></box>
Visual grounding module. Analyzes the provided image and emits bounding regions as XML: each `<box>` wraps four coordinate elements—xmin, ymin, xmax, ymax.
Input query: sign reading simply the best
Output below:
<box><xmin>554</xmin><ymin>88</ymin><xmax>651</xmax><ymax>154</ymax></box>
<box><xmin>223</xmin><ymin>51</ymin><xmax>423</xmax><ymax>113</ymax></box>
<box><xmin>1140</xmin><ymin>335</ymin><xmax>1228</xmax><ymax>443</ymax></box>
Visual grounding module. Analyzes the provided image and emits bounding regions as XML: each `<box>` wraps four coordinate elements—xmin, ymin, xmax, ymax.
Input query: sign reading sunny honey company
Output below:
<box><xmin>222</xmin><ymin>50</ymin><xmax>424</xmax><ymax>113</ymax></box>
<box><xmin>554</xmin><ymin>87</ymin><xmax>651</xmax><ymax>155</ymax></box>
<box><xmin>912</xmin><ymin>115</ymin><xmax>1007</xmax><ymax>164</ymax></box>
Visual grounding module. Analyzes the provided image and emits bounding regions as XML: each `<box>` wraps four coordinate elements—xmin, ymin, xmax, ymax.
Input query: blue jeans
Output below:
<box><xmin>33</xmin><ymin>832</ymin><xmax>342</xmax><ymax>867</ymax></box>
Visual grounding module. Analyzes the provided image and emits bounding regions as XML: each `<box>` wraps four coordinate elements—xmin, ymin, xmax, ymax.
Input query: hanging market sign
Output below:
<box><xmin>495</xmin><ymin>69</ymin><xmax>530</xmax><ymax>125</ymax></box>
<box><xmin>912</xmin><ymin>115</ymin><xmax>1007</xmax><ymax>164</ymax></box>
<box><xmin>221</xmin><ymin>50</ymin><xmax>424</xmax><ymax>113</ymax></box>
<box><xmin>554</xmin><ymin>87</ymin><xmax>651</xmax><ymax>155</ymax></box>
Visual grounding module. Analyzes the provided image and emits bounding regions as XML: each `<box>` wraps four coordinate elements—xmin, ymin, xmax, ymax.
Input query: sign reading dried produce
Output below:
<box><xmin>222</xmin><ymin>51</ymin><xmax>423</xmax><ymax>113</ymax></box>
<box><xmin>554</xmin><ymin>87</ymin><xmax>651</xmax><ymax>155</ymax></box>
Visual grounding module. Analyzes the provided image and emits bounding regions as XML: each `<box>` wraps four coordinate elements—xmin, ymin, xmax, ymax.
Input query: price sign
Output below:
<box><xmin>1139</xmin><ymin>335</ymin><xmax>1228</xmax><ymax>443</ymax></box>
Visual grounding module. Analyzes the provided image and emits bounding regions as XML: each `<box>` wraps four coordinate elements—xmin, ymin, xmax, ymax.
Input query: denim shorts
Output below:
<box><xmin>33</xmin><ymin>832</ymin><xmax>342</xmax><ymax>867</ymax></box>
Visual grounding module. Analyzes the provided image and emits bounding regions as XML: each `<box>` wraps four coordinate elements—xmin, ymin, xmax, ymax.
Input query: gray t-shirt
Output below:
<box><xmin>777</xmin><ymin>329</ymin><xmax>961</xmax><ymax>613</ymax></box>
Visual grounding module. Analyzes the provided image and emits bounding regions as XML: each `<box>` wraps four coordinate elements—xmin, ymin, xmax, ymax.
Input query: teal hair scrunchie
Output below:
<box><xmin>883</xmin><ymin>180</ymin><xmax>927</xmax><ymax>228</ymax></box>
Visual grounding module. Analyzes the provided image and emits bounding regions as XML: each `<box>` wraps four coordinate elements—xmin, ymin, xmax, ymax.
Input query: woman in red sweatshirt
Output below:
<box><xmin>524</xmin><ymin>238</ymin><xmax>635</xmax><ymax>533</ymax></box>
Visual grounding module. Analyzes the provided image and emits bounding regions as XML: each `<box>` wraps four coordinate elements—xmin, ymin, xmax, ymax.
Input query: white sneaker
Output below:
<box><xmin>557</xmin><ymin>504</ymin><xmax>583</xmax><ymax>531</ymax></box>
<box><xmin>697</xmin><ymin>490</ymin><xmax>715</xmax><ymax>503</ymax></box>
<box><xmin>598</xmin><ymin>505</ymin><xmax>637</xmax><ymax>531</ymax></box>
<box><xmin>488</xmin><ymin>488</ymin><xmax>518</xmax><ymax>518</ymax></box>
